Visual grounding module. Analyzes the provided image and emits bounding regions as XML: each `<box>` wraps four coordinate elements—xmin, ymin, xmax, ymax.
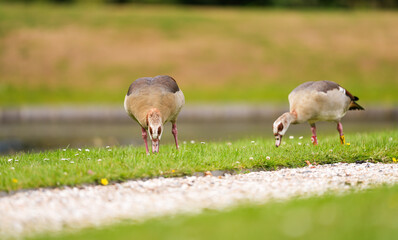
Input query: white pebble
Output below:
<box><xmin>0</xmin><ymin>163</ymin><xmax>397</xmax><ymax>239</ymax></box>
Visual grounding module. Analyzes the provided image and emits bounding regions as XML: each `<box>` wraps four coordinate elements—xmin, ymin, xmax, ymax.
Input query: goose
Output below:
<box><xmin>273</xmin><ymin>80</ymin><xmax>364</xmax><ymax>147</ymax></box>
<box><xmin>124</xmin><ymin>75</ymin><xmax>185</xmax><ymax>154</ymax></box>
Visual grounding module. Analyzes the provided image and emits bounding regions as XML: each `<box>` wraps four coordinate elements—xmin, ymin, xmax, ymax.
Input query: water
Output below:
<box><xmin>1</xmin><ymin>120</ymin><xmax>397</xmax><ymax>155</ymax></box>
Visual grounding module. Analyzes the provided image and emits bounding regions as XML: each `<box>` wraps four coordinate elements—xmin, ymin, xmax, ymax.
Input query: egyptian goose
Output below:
<box><xmin>124</xmin><ymin>75</ymin><xmax>185</xmax><ymax>154</ymax></box>
<box><xmin>273</xmin><ymin>81</ymin><xmax>364</xmax><ymax>147</ymax></box>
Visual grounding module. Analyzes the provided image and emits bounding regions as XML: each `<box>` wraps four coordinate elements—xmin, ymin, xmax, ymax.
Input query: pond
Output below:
<box><xmin>1</xmin><ymin>120</ymin><xmax>397</xmax><ymax>155</ymax></box>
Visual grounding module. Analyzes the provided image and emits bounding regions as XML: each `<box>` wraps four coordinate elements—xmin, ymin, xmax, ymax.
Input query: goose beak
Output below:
<box><xmin>152</xmin><ymin>139</ymin><xmax>159</xmax><ymax>153</ymax></box>
<box><xmin>275</xmin><ymin>135</ymin><xmax>282</xmax><ymax>147</ymax></box>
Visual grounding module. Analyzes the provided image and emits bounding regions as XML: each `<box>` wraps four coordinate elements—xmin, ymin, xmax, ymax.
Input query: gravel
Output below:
<box><xmin>1</xmin><ymin>162</ymin><xmax>398</xmax><ymax>238</ymax></box>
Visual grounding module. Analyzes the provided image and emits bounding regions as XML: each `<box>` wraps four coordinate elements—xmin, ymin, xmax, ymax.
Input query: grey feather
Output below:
<box><xmin>291</xmin><ymin>81</ymin><xmax>340</xmax><ymax>94</ymax></box>
<box><xmin>126</xmin><ymin>75</ymin><xmax>180</xmax><ymax>96</ymax></box>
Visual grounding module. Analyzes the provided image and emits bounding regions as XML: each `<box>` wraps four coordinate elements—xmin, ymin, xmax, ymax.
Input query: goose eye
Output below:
<box><xmin>149</xmin><ymin>127</ymin><xmax>153</xmax><ymax>135</ymax></box>
<box><xmin>158</xmin><ymin>127</ymin><xmax>161</xmax><ymax>135</ymax></box>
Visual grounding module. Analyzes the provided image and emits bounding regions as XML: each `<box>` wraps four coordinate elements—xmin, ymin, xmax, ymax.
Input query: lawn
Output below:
<box><xmin>1</xmin><ymin>130</ymin><xmax>397</xmax><ymax>192</ymax></box>
<box><xmin>1</xmin><ymin>4</ymin><xmax>398</xmax><ymax>105</ymax></box>
<box><xmin>30</xmin><ymin>184</ymin><xmax>398</xmax><ymax>240</ymax></box>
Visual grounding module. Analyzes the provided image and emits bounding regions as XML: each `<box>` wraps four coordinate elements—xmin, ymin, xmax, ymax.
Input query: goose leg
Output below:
<box><xmin>310</xmin><ymin>123</ymin><xmax>318</xmax><ymax>145</ymax></box>
<box><xmin>141</xmin><ymin>127</ymin><xmax>149</xmax><ymax>154</ymax></box>
<box><xmin>337</xmin><ymin>122</ymin><xmax>345</xmax><ymax>144</ymax></box>
<box><xmin>171</xmin><ymin>122</ymin><xmax>179</xmax><ymax>150</ymax></box>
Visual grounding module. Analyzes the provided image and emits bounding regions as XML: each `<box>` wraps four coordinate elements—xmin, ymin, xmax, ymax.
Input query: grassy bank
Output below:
<box><xmin>31</xmin><ymin>184</ymin><xmax>398</xmax><ymax>240</ymax></box>
<box><xmin>1</xmin><ymin>4</ymin><xmax>398</xmax><ymax>105</ymax></box>
<box><xmin>1</xmin><ymin>130</ymin><xmax>397</xmax><ymax>192</ymax></box>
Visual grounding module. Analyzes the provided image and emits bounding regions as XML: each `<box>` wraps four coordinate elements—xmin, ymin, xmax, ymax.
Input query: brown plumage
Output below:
<box><xmin>124</xmin><ymin>75</ymin><xmax>185</xmax><ymax>154</ymax></box>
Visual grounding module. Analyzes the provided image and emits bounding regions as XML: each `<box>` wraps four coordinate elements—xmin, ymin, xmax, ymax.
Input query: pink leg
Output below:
<box><xmin>310</xmin><ymin>123</ymin><xmax>318</xmax><ymax>145</ymax></box>
<box><xmin>172</xmin><ymin>122</ymin><xmax>179</xmax><ymax>150</ymax></box>
<box><xmin>337</xmin><ymin>122</ymin><xmax>345</xmax><ymax>144</ymax></box>
<box><xmin>141</xmin><ymin>127</ymin><xmax>149</xmax><ymax>154</ymax></box>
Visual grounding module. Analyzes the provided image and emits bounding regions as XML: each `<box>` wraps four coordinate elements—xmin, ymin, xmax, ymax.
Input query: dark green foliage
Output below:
<box><xmin>2</xmin><ymin>0</ymin><xmax>398</xmax><ymax>8</ymax></box>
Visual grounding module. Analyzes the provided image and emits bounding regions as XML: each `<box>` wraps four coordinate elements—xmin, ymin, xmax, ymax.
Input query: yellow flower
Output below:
<box><xmin>171</xmin><ymin>169</ymin><xmax>176</xmax><ymax>173</ymax></box>
<box><xmin>100</xmin><ymin>178</ymin><xmax>108</xmax><ymax>186</ymax></box>
<box><xmin>12</xmin><ymin>178</ymin><xmax>18</xmax><ymax>183</ymax></box>
<box><xmin>393</xmin><ymin>158</ymin><xmax>397</xmax><ymax>163</ymax></box>
<box><xmin>346</xmin><ymin>143</ymin><xmax>351</xmax><ymax>146</ymax></box>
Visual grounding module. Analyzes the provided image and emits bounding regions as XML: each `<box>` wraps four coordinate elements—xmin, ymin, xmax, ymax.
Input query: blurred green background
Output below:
<box><xmin>1</xmin><ymin>0</ymin><xmax>398</xmax><ymax>106</ymax></box>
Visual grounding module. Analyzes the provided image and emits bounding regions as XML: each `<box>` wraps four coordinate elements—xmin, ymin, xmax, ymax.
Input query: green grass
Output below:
<box><xmin>31</xmin><ymin>184</ymin><xmax>398</xmax><ymax>240</ymax></box>
<box><xmin>1</xmin><ymin>4</ymin><xmax>398</xmax><ymax>105</ymax></box>
<box><xmin>1</xmin><ymin>130</ymin><xmax>397</xmax><ymax>192</ymax></box>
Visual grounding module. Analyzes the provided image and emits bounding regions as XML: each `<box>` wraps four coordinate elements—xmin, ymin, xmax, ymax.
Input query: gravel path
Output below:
<box><xmin>1</xmin><ymin>162</ymin><xmax>398</xmax><ymax>238</ymax></box>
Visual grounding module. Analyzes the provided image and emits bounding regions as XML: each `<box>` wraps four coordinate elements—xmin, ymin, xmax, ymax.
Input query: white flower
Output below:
<box><xmin>106</xmin><ymin>146</ymin><xmax>110</xmax><ymax>148</ymax></box>
<box><xmin>8</xmin><ymin>159</ymin><xmax>12</xmax><ymax>162</ymax></box>
<box><xmin>62</xmin><ymin>149</ymin><xmax>66</xmax><ymax>151</ymax></box>
<box><xmin>75</xmin><ymin>154</ymin><xmax>79</xmax><ymax>156</ymax></box>
<box><xmin>70</xmin><ymin>161</ymin><xmax>75</xmax><ymax>164</ymax></box>
<box><xmin>299</xmin><ymin>136</ymin><xmax>303</xmax><ymax>139</ymax></box>
<box><xmin>98</xmin><ymin>159</ymin><xmax>102</xmax><ymax>162</ymax></box>
<box><xmin>44</xmin><ymin>158</ymin><xmax>49</xmax><ymax>161</ymax></box>
<box><xmin>251</xmin><ymin>141</ymin><xmax>255</xmax><ymax>144</ymax></box>
<box><xmin>201</xmin><ymin>142</ymin><xmax>206</xmax><ymax>144</ymax></box>
<box><xmin>78</xmin><ymin>148</ymin><xmax>82</xmax><ymax>151</ymax></box>
<box><xmin>227</xmin><ymin>142</ymin><xmax>232</xmax><ymax>146</ymax></box>
<box><xmin>235</xmin><ymin>161</ymin><xmax>240</xmax><ymax>164</ymax></box>
<box><xmin>10</xmin><ymin>167</ymin><xmax>15</xmax><ymax>170</ymax></box>
<box><xmin>289</xmin><ymin>136</ymin><xmax>294</xmax><ymax>139</ymax></box>
<box><xmin>190</xmin><ymin>140</ymin><xmax>195</xmax><ymax>144</ymax></box>
<box><xmin>183</xmin><ymin>141</ymin><xmax>187</xmax><ymax>144</ymax></box>
<box><xmin>389</xmin><ymin>137</ymin><xmax>393</xmax><ymax>141</ymax></box>
<box><xmin>63</xmin><ymin>172</ymin><xmax>68</xmax><ymax>175</ymax></box>
<box><xmin>249</xmin><ymin>157</ymin><xmax>253</xmax><ymax>160</ymax></box>
<box><xmin>108</xmin><ymin>149</ymin><xmax>112</xmax><ymax>151</ymax></box>
<box><xmin>85</xmin><ymin>149</ymin><xmax>90</xmax><ymax>152</ymax></box>
<box><xmin>298</xmin><ymin>142</ymin><xmax>302</xmax><ymax>145</ymax></box>
<box><xmin>266</xmin><ymin>156</ymin><xmax>270</xmax><ymax>160</ymax></box>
